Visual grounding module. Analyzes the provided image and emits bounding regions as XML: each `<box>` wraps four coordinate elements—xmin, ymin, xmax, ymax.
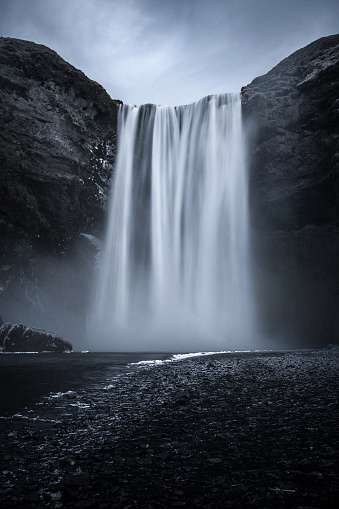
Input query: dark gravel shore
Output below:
<box><xmin>0</xmin><ymin>348</ymin><xmax>338</xmax><ymax>508</ymax></box>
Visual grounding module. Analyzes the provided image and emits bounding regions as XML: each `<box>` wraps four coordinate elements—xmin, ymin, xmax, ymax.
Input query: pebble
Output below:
<box><xmin>0</xmin><ymin>349</ymin><xmax>338</xmax><ymax>508</ymax></box>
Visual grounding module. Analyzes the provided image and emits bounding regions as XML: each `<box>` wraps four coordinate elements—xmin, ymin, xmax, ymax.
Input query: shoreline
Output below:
<box><xmin>0</xmin><ymin>351</ymin><xmax>174</xmax><ymax>416</ymax></box>
<box><xmin>0</xmin><ymin>348</ymin><xmax>338</xmax><ymax>507</ymax></box>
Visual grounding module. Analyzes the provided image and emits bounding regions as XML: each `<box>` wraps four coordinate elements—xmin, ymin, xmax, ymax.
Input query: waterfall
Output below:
<box><xmin>90</xmin><ymin>93</ymin><xmax>254</xmax><ymax>351</ymax></box>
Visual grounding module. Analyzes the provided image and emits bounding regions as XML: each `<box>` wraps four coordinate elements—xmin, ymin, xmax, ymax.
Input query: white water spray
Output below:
<box><xmin>90</xmin><ymin>94</ymin><xmax>254</xmax><ymax>351</ymax></box>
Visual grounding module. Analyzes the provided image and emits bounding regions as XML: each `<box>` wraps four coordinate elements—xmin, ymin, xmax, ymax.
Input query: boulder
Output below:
<box><xmin>0</xmin><ymin>322</ymin><xmax>73</xmax><ymax>353</ymax></box>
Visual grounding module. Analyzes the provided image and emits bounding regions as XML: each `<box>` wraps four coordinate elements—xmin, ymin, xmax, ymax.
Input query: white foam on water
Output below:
<box><xmin>129</xmin><ymin>350</ymin><xmax>252</xmax><ymax>366</ymax></box>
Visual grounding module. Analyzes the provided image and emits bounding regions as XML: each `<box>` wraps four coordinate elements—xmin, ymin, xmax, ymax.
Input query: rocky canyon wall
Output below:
<box><xmin>0</xmin><ymin>37</ymin><xmax>121</xmax><ymax>346</ymax></box>
<box><xmin>241</xmin><ymin>34</ymin><xmax>339</xmax><ymax>347</ymax></box>
<box><xmin>0</xmin><ymin>35</ymin><xmax>338</xmax><ymax>348</ymax></box>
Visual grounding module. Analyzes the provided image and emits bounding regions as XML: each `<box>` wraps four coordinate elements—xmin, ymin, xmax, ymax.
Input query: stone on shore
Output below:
<box><xmin>0</xmin><ymin>322</ymin><xmax>72</xmax><ymax>352</ymax></box>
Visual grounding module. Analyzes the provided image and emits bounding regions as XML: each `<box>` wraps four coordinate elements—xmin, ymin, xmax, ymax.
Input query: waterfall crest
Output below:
<box><xmin>90</xmin><ymin>94</ymin><xmax>254</xmax><ymax>351</ymax></box>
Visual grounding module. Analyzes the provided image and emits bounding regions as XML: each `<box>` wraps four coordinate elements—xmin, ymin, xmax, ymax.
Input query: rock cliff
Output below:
<box><xmin>0</xmin><ymin>37</ymin><xmax>121</xmax><ymax>346</ymax></box>
<box><xmin>241</xmin><ymin>34</ymin><xmax>339</xmax><ymax>347</ymax></box>
<box><xmin>0</xmin><ymin>35</ymin><xmax>338</xmax><ymax>348</ymax></box>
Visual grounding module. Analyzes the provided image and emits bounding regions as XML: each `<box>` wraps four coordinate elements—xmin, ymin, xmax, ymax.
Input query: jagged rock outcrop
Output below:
<box><xmin>0</xmin><ymin>322</ymin><xmax>72</xmax><ymax>352</ymax></box>
<box><xmin>0</xmin><ymin>37</ymin><xmax>121</xmax><ymax>251</ymax></box>
<box><xmin>0</xmin><ymin>37</ymin><xmax>121</xmax><ymax>345</ymax></box>
<box><xmin>241</xmin><ymin>34</ymin><xmax>339</xmax><ymax>346</ymax></box>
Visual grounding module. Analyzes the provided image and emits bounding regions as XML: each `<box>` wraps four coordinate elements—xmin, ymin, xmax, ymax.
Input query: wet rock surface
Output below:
<box><xmin>242</xmin><ymin>34</ymin><xmax>339</xmax><ymax>231</ymax></box>
<box><xmin>241</xmin><ymin>35</ymin><xmax>339</xmax><ymax>347</ymax></box>
<box><xmin>0</xmin><ymin>322</ymin><xmax>72</xmax><ymax>353</ymax></box>
<box><xmin>0</xmin><ymin>349</ymin><xmax>338</xmax><ymax>508</ymax></box>
<box><xmin>0</xmin><ymin>37</ymin><xmax>120</xmax><ymax>250</ymax></box>
<box><xmin>0</xmin><ymin>37</ymin><xmax>120</xmax><ymax>338</ymax></box>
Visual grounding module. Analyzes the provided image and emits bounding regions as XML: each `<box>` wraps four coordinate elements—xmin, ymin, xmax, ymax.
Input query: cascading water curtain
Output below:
<box><xmin>90</xmin><ymin>94</ymin><xmax>255</xmax><ymax>351</ymax></box>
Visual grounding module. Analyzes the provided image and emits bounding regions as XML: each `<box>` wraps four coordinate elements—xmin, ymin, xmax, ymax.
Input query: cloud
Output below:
<box><xmin>0</xmin><ymin>0</ymin><xmax>338</xmax><ymax>105</ymax></box>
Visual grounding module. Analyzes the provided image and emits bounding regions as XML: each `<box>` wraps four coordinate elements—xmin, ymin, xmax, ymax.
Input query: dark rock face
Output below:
<box><xmin>0</xmin><ymin>37</ymin><xmax>121</xmax><ymax>345</ymax></box>
<box><xmin>242</xmin><ymin>35</ymin><xmax>339</xmax><ymax>347</ymax></box>
<box><xmin>0</xmin><ymin>322</ymin><xmax>72</xmax><ymax>352</ymax></box>
<box><xmin>1</xmin><ymin>35</ymin><xmax>338</xmax><ymax>348</ymax></box>
<box><xmin>0</xmin><ymin>37</ymin><xmax>121</xmax><ymax>249</ymax></box>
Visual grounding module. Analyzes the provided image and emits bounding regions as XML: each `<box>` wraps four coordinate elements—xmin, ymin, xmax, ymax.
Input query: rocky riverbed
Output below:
<box><xmin>0</xmin><ymin>348</ymin><xmax>338</xmax><ymax>508</ymax></box>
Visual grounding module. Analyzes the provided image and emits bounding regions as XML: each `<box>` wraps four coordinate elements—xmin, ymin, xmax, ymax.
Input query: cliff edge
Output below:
<box><xmin>0</xmin><ymin>37</ymin><xmax>121</xmax><ymax>345</ymax></box>
<box><xmin>242</xmin><ymin>34</ymin><xmax>339</xmax><ymax>346</ymax></box>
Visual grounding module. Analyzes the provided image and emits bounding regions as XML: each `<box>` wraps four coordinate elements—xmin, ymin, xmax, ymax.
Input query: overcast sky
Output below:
<box><xmin>0</xmin><ymin>0</ymin><xmax>338</xmax><ymax>105</ymax></box>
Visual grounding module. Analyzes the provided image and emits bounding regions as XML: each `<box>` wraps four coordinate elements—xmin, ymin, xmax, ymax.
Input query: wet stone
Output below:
<box><xmin>0</xmin><ymin>349</ymin><xmax>338</xmax><ymax>507</ymax></box>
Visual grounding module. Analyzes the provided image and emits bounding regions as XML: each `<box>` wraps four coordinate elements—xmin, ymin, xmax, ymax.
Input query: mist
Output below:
<box><xmin>86</xmin><ymin>94</ymin><xmax>262</xmax><ymax>352</ymax></box>
<box><xmin>0</xmin><ymin>237</ymin><xmax>96</xmax><ymax>352</ymax></box>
